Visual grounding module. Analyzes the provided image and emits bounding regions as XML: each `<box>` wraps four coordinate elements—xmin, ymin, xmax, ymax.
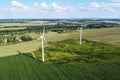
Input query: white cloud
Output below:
<box><xmin>41</xmin><ymin>2</ymin><xmax>48</xmax><ymax>8</ymax></box>
<box><xmin>11</xmin><ymin>0</ymin><xmax>29</xmax><ymax>10</ymax></box>
<box><xmin>34</xmin><ymin>2</ymin><xmax>38</xmax><ymax>7</ymax></box>
<box><xmin>100</xmin><ymin>2</ymin><xmax>120</xmax><ymax>12</ymax></box>
<box><xmin>51</xmin><ymin>2</ymin><xmax>58</xmax><ymax>9</ymax></box>
<box><xmin>0</xmin><ymin>0</ymin><xmax>120</xmax><ymax>19</ymax></box>
<box><xmin>11</xmin><ymin>7</ymin><xmax>16</xmax><ymax>11</ymax></box>
<box><xmin>111</xmin><ymin>0</ymin><xmax>120</xmax><ymax>2</ymax></box>
<box><xmin>78</xmin><ymin>1</ymin><xmax>120</xmax><ymax>13</ymax></box>
<box><xmin>90</xmin><ymin>2</ymin><xmax>101</xmax><ymax>8</ymax></box>
<box><xmin>109</xmin><ymin>3</ymin><xmax>120</xmax><ymax>8</ymax></box>
<box><xmin>51</xmin><ymin>2</ymin><xmax>71</xmax><ymax>12</ymax></box>
<box><xmin>12</xmin><ymin>0</ymin><xmax>23</xmax><ymax>7</ymax></box>
<box><xmin>78</xmin><ymin>2</ymin><xmax>100</xmax><ymax>11</ymax></box>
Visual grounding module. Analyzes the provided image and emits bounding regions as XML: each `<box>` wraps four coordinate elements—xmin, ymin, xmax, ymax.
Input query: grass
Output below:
<box><xmin>0</xmin><ymin>53</ymin><xmax>120</xmax><ymax>80</ymax></box>
<box><xmin>34</xmin><ymin>39</ymin><xmax>120</xmax><ymax>64</ymax></box>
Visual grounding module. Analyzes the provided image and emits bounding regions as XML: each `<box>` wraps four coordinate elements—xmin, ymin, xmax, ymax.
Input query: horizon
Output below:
<box><xmin>0</xmin><ymin>0</ymin><xmax>120</xmax><ymax>19</ymax></box>
<box><xmin>0</xmin><ymin>18</ymin><xmax>120</xmax><ymax>20</ymax></box>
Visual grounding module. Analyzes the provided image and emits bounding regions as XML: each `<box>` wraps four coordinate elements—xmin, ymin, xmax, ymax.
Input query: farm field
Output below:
<box><xmin>0</xmin><ymin>27</ymin><xmax>120</xmax><ymax>57</ymax></box>
<box><xmin>102</xmin><ymin>21</ymin><xmax>120</xmax><ymax>24</ymax></box>
<box><xmin>0</xmin><ymin>21</ymin><xmax>56</xmax><ymax>27</ymax></box>
<box><xmin>0</xmin><ymin>40</ymin><xmax>40</xmax><ymax>57</ymax></box>
<box><xmin>83</xmin><ymin>27</ymin><xmax>120</xmax><ymax>47</ymax></box>
<box><xmin>46</xmin><ymin>27</ymin><xmax>120</xmax><ymax>47</ymax></box>
<box><xmin>0</xmin><ymin>27</ymin><xmax>26</xmax><ymax>30</ymax></box>
<box><xmin>0</xmin><ymin>0</ymin><xmax>120</xmax><ymax>79</ymax></box>
<box><xmin>0</xmin><ymin>40</ymin><xmax>120</xmax><ymax>80</ymax></box>
<box><xmin>0</xmin><ymin>27</ymin><xmax>120</xmax><ymax>80</ymax></box>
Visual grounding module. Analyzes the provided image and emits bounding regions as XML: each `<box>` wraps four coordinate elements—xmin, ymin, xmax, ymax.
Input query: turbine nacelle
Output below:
<box><xmin>40</xmin><ymin>36</ymin><xmax>44</xmax><ymax>40</ymax></box>
<box><xmin>40</xmin><ymin>36</ymin><xmax>44</xmax><ymax>38</ymax></box>
<box><xmin>38</xmin><ymin>36</ymin><xmax>44</xmax><ymax>40</ymax></box>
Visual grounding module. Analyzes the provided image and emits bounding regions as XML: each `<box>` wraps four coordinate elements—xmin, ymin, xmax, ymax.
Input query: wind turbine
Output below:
<box><xmin>38</xmin><ymin>27</ymin><xmax>47</xmax><ymax>62</ymax></box>
<box><xmin>79</xmin><ymin>25</ymin><xmax>83</xmax><ymax>45</ymax></box>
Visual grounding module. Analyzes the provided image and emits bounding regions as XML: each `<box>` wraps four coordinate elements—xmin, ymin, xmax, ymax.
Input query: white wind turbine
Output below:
<box><xmin>79</xmin><ymin>25</ymin><xmax>83</xmax><ymax>45</ymax></box>
<box><xmin>38</xmin><ymin>27</ymin><xmax>47</xmax><ymax>62</ymax></box>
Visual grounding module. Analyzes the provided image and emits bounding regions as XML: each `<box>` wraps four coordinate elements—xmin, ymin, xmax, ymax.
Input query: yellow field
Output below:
<box><xmin>0</xmin><ymin>21</ymin><xmax>56</xmax><ymax>27</ymax></box>
<box><xmin>102</xmin><ymin>21</ymin><xmax>120</xmax><ymax>24</ymax></box>
<box><xmin>0</xmin><ymin>27</ymin><xmax>26</xmax><ymax>30</ymax></box>
<box><xmin>46</xmin><ymin>27</ymin><xmax>120</xmax><ymax>47</ymax></box>
<box><xmin>0</xmin><ymin>40</ymin><xmax>40</xmax><ymax>57</ymax></box>
<box><xmin>83</xmin><ymin>27</ymin><xmax>120</xmax><ymax>47</ymax></box>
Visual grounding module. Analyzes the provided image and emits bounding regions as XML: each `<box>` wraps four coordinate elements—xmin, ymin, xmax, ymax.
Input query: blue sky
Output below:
<box><xmin>0</xmin><ymin>0</ymin><xmax>120</xmax><ymax>19</ymax></box>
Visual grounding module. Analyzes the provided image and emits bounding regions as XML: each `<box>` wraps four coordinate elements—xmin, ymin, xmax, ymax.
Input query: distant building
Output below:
<box><xmin>2</xmin><ymin>38</ymin><xmax>7</xmax><ymax>43</ymax></box>
<box><xmin>15</xmin><ymin>37</ymin><xmax>22</xmax><ymax>42</ymax></box>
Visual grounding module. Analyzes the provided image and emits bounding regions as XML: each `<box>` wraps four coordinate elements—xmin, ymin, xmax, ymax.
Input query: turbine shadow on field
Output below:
<box><xmin>17</xmin><ymin>50</ymin><xmax>42</xmax><ymax>62</ymax></box>
<box><xmin>17</xmin><ymin>50</ymin><xmax>22</xmax><ymax>54</ymax></box>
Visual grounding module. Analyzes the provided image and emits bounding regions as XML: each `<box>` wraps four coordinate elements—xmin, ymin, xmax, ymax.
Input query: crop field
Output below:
<box><xmin>0</xmin><ymin>27</ymin><xmax>120</xmax><ymax>80</ymax></box>
<box><xmin>0</xmin><ymin>53</ymin><xmax>120</xmax><ymax>80</ymax></box>
<box><xmin>0</xmin><ymin>6</ymin><xmax>120</xmax><ymax>80</ymax></box>
<box><xmin>102</xmin><ymin>21</ymin><xmax>120</xmax><ymax>24</ymax></box>
<box><xmin>82</xmin><ymin>27</ymin><xmax>120</xmax><ymax>47</ymax></box>
<box><xmin>0</xmin><ymin>27</ymin><xmax>120</xmax><ymax>57</ymax></box>
<box><xmin>0</xmin><ymin>40</ymin><xmax>40</xmax><ymax>57</ymax></box>
<box><xmin>0</xmin><ymin>27</ymin><xmax>26</xmax><ymax>30</ymax></box>
<box><xmin>85</xmin><ymin>21</ymin><xmax>120</xmax><ymax>24</ymax></box>
<box><xmin>46</xmin><ymin>27</ymin><xmax>120</xmax><ymax>47</ymax></box>
<box><xmin>0</xmin><ymin>21</ymin><xmax>56</xmax><ymax>27</ymax></box>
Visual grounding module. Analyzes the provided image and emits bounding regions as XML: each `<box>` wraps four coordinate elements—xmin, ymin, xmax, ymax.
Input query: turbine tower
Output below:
<box><xmin>80</xmin><ymin>26</ymin><xmax>83</xmax><ymax>45</ymax></box>
<box><xmin>38</xmin><ymin>27</ymin><xmax>47</xmax><ymax>62</ymax></box>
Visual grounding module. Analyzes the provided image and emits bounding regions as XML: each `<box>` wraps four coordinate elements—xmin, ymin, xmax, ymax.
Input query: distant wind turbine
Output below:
<box><xmin>79</xmin><ymin>26</ymin><xmax>83</xmax><ymax>45</ymax></box>
<box><xmin>38</xmin><ymin>27</ymin><xmax>47</xmax><ymax>62</ymax></box>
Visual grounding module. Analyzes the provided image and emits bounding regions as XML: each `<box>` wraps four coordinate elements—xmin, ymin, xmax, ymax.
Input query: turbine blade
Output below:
<box><xmin>38</xmin><ymin>35</ymin><xmax>42</xmax><ymax>40</ymax></box>
<box><xmin>44</xmin><ymin>37</ymin><xmax>47</xmax><ymax>44</ymax></box>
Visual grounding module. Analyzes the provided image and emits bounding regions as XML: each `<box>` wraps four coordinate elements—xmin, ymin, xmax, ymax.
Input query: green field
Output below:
<box><xmin>0</xmin><ymin>53</ymin><xmax>120</xmax><ymax>80</ymax></box>
<box><xmin>0</xmin><ymin>27</ymin><xmax>120</xmax><ymax>80</ymax></box>
<box><xmin>34</xmin><ymin>39</ymin><xmax>120</xmax><ymax>64</ymax></box>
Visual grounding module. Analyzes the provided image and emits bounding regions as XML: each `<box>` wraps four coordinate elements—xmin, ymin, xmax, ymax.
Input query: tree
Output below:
<box><xmin>20</xmin><ymin>35</ymin><xmax>33</xmax><ymax>41</ymax></box>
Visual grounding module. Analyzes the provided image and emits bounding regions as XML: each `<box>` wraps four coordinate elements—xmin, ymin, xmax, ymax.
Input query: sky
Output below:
<box><xmin>0</xmin><ymin>0</ymin><xmax>120</xmax><ymax>19</ymax></box>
